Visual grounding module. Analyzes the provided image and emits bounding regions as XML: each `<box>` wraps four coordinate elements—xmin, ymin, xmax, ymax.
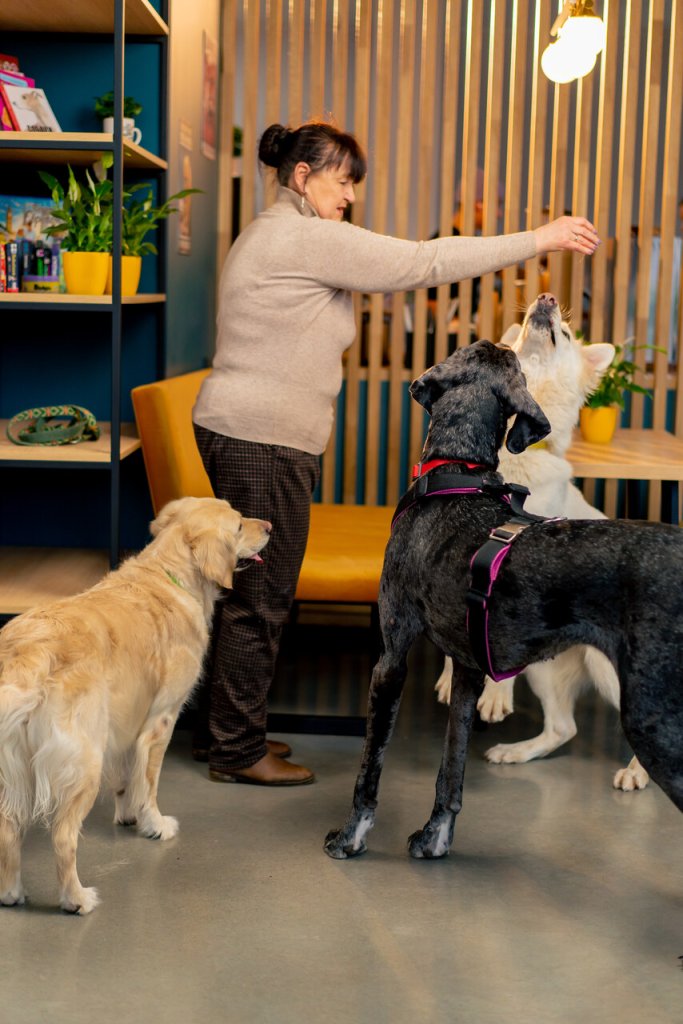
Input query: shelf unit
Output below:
<box><xmin>0</xmin><ymin>0</ymin><xmax>169</xmax><ymax>615</ymax></box>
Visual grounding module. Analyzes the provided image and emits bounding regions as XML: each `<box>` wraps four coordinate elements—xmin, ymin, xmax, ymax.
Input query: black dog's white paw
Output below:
<box><xmin>323</xmin><ymin>829</ymin><xmax>366</xmax><ymax>859</ymax></box>
<box><xmin>324</xmin><ymin>813</ymin><xmax>374</xmax><ymax>859</ymax></box>
<box><xmin>408</xmin><ymin>823</ymin><xmax>452</xmax><ymax>859</ymax></box>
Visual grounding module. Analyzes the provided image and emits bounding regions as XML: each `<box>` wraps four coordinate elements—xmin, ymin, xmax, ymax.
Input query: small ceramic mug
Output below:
<box><xmin>102</xmin><ymin>116</ymin><xmax>142</xmax><ymax>145</ymax></box>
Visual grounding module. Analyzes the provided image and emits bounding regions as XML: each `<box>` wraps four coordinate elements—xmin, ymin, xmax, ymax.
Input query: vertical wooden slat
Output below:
<box><xmin>364</xmin><ymin>0</ymin><xmax>394</xmax><ymax>503</ymax></box>
<box><xmin>547</xmin><ymin>78</ymin><xmax>571</xmax><ymax>309</ymax></box>
<box><xmin>288</xmin><ymin>0</ymin><xmax>305</xmax><ymax>126</ymax></box>
<box><xmin>590</xmin><ymin>0</ymin><xmax>620</xmax><ymax>344</ymax></box>
<box><xmin>331</xmin><ymin>0</ymin><xmax>350</xmax><ymax>124</ymax></box>
<box><xmin>216</xmin><ymin>0</ymin><xmax>237</xmax><ymax>277</ymax></box>
<box><xmin>264</xmin><ymin>0</ymin><xmax>284</xmax><ymax>210</ymax></box>
<box><xmin>309</xmin><ymin>0</ymin><xmax>328</xmax><ymax>118</ymax></box>
<box><xmin>434</xmin><ymin>0</ymin><xmax>462</xmax><ymax>366</ymax></box>
<box><xmin>524</xmin><ymin>0</ymin><xmax>551</xmax><ymax>308</ymax></box>
<box><xmin>342</xmin><ymin>0</ymin><xmax>372</xmax><ymax>502</ymax></box>
<box><xmin>502</xmin><ymin>0</ymin><xmax>530</xmax><ymax>328</ymax></box>
<box><xmin>457</xmin><ymin>0</ymin><xmax>484</xmax><ymax>349</ymax></box>
<box><xmin>611</xmin><ymin>0</ymin><xmax>642</xmax><ymax>358</ymax></box>
<box><xmin>570</xmin><ymin>70</ymin><xmax>595</xmax><ymax>330</ymax></box>
<box><xmin>386</xmin><ymin>0</ymin><xmax>417</xmax><ymax>503</ymax></box>
<box><xmin>653</xmin><ymin>0</ymin><xmax>683</xmax><ymax>430</ymax></box>
<box><xmin>408</xmin><ymin>0</ymin><xmax>439</xmax><ymax>466</ymax></box>
<box><xmin>632</xmin><ymin>0</ymin><xmax>664</xmax><ymax>430</ymax></box>
<box><xmin>240</xmin><ymin>0</ymin><xmax>261</xmax><ymax>231</ymax></box>
<box><xmin>479</xmin><ymin>0</ymin><xmax>506</xmax><ymax>342</ymax></box>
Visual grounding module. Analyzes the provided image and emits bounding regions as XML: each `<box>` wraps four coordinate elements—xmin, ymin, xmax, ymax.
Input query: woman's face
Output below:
<box><xmin>303</xmin><ymin>162</ymin><xmax>356</xmax><ymax>221</ymax></box>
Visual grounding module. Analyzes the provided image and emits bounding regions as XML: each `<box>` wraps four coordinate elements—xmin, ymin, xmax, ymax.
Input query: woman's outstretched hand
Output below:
<box><xmin>534</xmin><ymin>215</ymin><xmax>600</xmax><ymax>256</ymax></box>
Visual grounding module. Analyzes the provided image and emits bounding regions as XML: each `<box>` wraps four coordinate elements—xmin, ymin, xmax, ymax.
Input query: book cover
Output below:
<box><xmin>0</xmin><ymin>54</ymin><xmax>20</xmax><ymax>73</ymax></box>
<box><xmin>0</xmin><ymin>90</ymin><xmax>17</xmax><ymax>130</ymax></box>
<box><xmin>0</xmin><ymin>196</ymin><xmax>62</xmax><ymax>247</ymax></box>
<box><xmin>0</xmin><ymin>83</ymin><xmax>61</xmax><ymax>133</ymax></box>
<box><xmin>0</xmin><ymin>70</ymin><xmax>36</xmax><ymax>89</ymax></box>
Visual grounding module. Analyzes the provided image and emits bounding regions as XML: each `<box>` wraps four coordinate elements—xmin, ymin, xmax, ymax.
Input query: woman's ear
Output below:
<box><xmin>292</xmin><ymin>161</ymin><xmax>311</xmax><ymax>194</ymax></box>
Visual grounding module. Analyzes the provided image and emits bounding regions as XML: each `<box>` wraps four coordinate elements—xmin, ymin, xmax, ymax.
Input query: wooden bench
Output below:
<box><xmin>131</xmin><ymin>370</ymin><xmax>393</xmax><ymax>610</ymax></box>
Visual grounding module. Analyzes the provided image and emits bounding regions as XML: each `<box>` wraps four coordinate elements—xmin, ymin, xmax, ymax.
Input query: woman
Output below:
<box><xmin>192</xmin><ymin>120</ymin><xmax>599</xmax><ymax>786</ymax></box>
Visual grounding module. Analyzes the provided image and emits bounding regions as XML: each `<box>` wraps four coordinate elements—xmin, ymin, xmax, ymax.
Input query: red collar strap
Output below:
<box><xmin>412</xmin><ymin>458</ymin><xmax>486</xmax><ymax>479</ymax></box>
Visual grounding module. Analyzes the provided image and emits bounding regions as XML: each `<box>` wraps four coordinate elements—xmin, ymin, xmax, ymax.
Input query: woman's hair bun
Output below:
<box><xmin>258</xmin><ymin>123</ymin><xmax>292</xmax><ymax>167</ymax></box>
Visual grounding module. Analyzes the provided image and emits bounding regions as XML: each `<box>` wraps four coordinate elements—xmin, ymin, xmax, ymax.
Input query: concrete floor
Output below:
<box><xmin>1</xmin><ymin>630</ymin><xmax>681</xmax><ymax>1024</ymax></box>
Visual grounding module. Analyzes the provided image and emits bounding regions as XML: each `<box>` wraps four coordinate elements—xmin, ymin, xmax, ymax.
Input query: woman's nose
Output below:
<box><xmin>346</xmin><ymin>184</ymin><xmax>355</xmax><ymax>203</ymax></box>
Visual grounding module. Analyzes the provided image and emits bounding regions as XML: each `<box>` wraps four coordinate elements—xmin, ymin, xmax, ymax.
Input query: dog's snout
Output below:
<box><xmin>538</xmin><ymin>293</ymin><xmax>557</xmax><ymax>307</ymax></box>
<box><xmin>262</xmin><ymin>520</ymin><xmax>273</xmax><ymax>533</ymax></box>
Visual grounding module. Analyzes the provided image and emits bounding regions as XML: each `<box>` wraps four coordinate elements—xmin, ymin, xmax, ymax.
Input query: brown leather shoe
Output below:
<box><xmin>209</xmin><ymin>751</ymin><xmax>315</xmax><ymax>786</ymax></box>
<box><xmin>193</xmin><ymin>738</ymin><xmax>292</xmax><ymax>763</ymax></box>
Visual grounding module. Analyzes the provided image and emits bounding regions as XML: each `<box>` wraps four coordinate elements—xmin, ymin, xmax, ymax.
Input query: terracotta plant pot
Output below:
<box><xmin>62</xmin><ymin>251</ymin><xmax>109</xmax><ymax>296</ymax></box>
<box><xmin>105</xmin><ymin>255</ymin><xmax>142</xmax><ymax>297</ymax></box>
<box><xmin>579</xmin><ymin>405</ymin><xmax>619</xmax><ymax>444</ymax></box>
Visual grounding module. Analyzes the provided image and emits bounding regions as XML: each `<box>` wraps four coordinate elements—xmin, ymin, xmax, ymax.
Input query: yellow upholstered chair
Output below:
<box><xmin>131</xmin><ymin>371</ymin><xmax>393</xmax><ymax>605</ymax></box>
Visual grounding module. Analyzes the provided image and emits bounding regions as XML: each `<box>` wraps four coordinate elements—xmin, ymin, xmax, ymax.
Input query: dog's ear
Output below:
<box><xmin>499</xmin><ymin>323</ymin><xmax>522</xmax><ymax>349</ymax></box>
<box><xmin>151</xmin><ymin>497</ymin><xmax>197</xmax><ymax>537</ymax></box>
<box><xmin>582</xmin><ymin>342</ymin><xmax>616</xmax><ymax>395</ymax></box>
<box><xmin>189</xmin><ymin>528</ymin><xmax>236</xmax><ymax>588</ymax></box>
<box><xmin>496</xmin><ymin>371</ymin><xmax>551</xmax><ymax>454</ymax></box>
<box><xmin>410</xmin><ymin>362</ymin><xmax>453</xmax><ymax>412</ymax></box>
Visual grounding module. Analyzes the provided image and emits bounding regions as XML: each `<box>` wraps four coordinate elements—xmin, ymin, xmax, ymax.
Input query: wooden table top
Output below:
<box><xmin>566</xmin><ymin>428</ymin><xmax>683</xmax><ymax>481</ymax></box>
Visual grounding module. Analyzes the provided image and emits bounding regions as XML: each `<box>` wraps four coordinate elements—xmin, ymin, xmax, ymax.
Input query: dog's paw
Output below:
<box><xmin>114</xmin><ymin>814</ymin><xmax>137</xmax><ymax>827</ymax></box>
<box><xmin>613</xmin><ymin>757</ymin><xmax>649</xmax><ymax>791</ymax></box>
<box><xmin>61</xmin><ymin>886</ymin><xmax>100</xmax><ymax>915</ymax></box>
<box><xmin>485</xmin><ymin>741</ymin><xmax>535</xmax><ymax>764</ymax></box>
<box><xmin>408</xmin><ymin>822</ymin><xmax>452</xmax><ymax>859</ymax></box>
<box><xmin>323</xmin><ymin>815</ymin><xmax>373</xmax><ymax>859</ymax></box>
<box><xmin>477</xmin><ymin>683</ymin><xmax>514</xmax><ymax>723</ymax></box>
<box><xmin>138</xmin><ymin>814</ymin><xmax>179</xmax><ymax>841</ymax></box>
<box><xmin>0</xmin><ymin>884</ymin><xmax>26</xmax><ymax>907</ymax></box>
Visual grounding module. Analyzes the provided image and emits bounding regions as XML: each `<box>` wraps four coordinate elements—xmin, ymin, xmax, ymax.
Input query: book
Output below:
<box><xmin>0</xmin><ymin>54</ymin><xmax>20</xmax><ymax>73</ymax></box>
<box><xmin>0</xmin><ymin>83</ymin><xmax>61</xmax><ymax>133</ymax></box>
<box><xmin>0</xmin><ymin>90</ymin><xmax>15</xmax><ymax>130</ymax></box>
<box><xmin>0</xmin><ymin>196</ymin><xmax>62</xmax><ymax>247</ymax></box>
<box><xmin>0</xmin><ymin>70</ymin><xmax>36</xmax><ymax>89</ymax></box>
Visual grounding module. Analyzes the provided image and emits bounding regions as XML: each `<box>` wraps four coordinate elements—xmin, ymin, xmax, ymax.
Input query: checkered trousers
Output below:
<box><xmin>193</xmin><ymin>424</ymin><xmax>320</xmax><ymax>772</ymax></box>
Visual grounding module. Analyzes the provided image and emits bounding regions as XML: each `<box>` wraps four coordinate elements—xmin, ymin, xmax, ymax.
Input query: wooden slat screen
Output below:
<box><xmin>219</xmin><ymin>0</ymin><xmax>683</xmax><ymax>508</ymax></box>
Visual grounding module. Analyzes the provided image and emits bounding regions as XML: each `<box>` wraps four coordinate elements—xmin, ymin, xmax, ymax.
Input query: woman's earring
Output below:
<box><xmin>301</xmin><ymin>193</ymin><xmax>305</xmax><ymax>212</ymax></box>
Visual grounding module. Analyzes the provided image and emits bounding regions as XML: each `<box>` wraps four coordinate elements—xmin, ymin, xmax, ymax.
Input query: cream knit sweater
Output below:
<box><xmin>193</xmin><ymin>186</ymin><xmax>537</xmax><ymax>455</ymax></box>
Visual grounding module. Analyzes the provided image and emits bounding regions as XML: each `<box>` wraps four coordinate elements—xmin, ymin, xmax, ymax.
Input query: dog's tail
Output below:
<box><xmin>0</xmin><ymin>669</ymin><xmax>103</xmax><ymax>826</ymax></box>
<box><xmin>0</xmin><ymin>682</ymin><xmax>41</xmax><ymax>825</ymax></box>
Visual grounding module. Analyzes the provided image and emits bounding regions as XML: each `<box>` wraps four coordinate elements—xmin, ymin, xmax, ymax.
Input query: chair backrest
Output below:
<box><xmin>131</xmin><ymin>368</ymin><xmax>213</xmax><ymax>514</ymax></box>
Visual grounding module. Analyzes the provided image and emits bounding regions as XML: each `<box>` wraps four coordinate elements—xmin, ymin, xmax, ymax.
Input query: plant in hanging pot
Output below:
<box><xmin>95</xmin><ymin>90</ymin><xmax>143</xmax><ymax>145</ymax></box>
<box><xmin>105</xmin><ymin>182</ymin><xmax>201</xmax><ymax>296</ymax></box>
<box><xmin>39</xmin><ymin>161</ymin><xmax>113</xmax><ymax>296</ymax></box>
<box><xmin>580</xmin><ymin>341</ymin><xmax>661</xmax><ymax>443</ymax></box>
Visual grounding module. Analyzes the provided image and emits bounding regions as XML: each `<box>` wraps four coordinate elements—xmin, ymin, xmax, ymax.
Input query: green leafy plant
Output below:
<box><xmin>94</xmin><ymin>90</ymin><xmax>143</xmax><ymax>120</ymax></box>
<box><xmin>233</xmin><ymin>125</ymin><xmax>243</xmax><ymax>157</ymax></box>
<box><xmin>120</xmin><ymin>183</ymin><xmax>202</xmax><ymax>256</ymax></box>
<box><xmin>39</xmin><ymin>157</ymin><xmax>114</xmax><ymax>253</ymax></box>
<box><xmin>584</xmin><ymin>341</ymin><xmax>665</xmax><ymax>410</ymax></box>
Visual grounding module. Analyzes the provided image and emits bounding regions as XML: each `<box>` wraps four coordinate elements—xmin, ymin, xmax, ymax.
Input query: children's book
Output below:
<box><xmin>0</xmin><ymin>83</ymin><xmax>61</xmax><ymax>132</ymax></box>
<box><xmin>0</xmin><ymin>196</ymin><xmax>62</xmax><ymax>247</ymax></box>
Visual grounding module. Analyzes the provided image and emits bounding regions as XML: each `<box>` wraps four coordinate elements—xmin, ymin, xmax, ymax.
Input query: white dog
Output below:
<box><xmin>0</xmin><ymin>496</ymin><xmax>271</xmax><ymax>914</ymax></box>
<box><xmin>435</xmin><ymin>293</ymin><xmax>649</xmax><ymax>791</ymax></box>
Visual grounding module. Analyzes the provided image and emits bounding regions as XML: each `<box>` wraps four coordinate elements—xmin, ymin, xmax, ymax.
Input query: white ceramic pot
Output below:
<box><xmin>102</xmin><ymin>116</ymin><xmax>142</xmax><ymax>145</ymax></box>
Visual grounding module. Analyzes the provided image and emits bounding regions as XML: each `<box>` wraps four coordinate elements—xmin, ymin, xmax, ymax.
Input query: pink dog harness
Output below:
<box><xmin>391</xmin><ymin>462</ymin><xmax>561</xmax><ymax>681</ymax></box>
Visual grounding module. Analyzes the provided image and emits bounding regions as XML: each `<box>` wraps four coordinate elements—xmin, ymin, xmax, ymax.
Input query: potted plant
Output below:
<box><xmin>105</xmin><ymin>182</ymin><xmax>201</xmax><ymax>296</ymax></box>
<box><xmin>580</xmin><ymin>341</ymin><xmax>660</xmax><ymax>443</ymax></box>
<box><xmin>95</xmin><ymin>90</ymin><xmax>143</xmax><ymax>144</ymax></box>
<box><xmin>39</xmin><ymin>161</ymin><xmax>113</xmax><ymax>295</ymax></box>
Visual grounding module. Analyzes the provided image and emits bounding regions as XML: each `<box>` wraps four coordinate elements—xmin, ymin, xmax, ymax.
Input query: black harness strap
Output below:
<box><xmin>390</xmin><ymin>466</ymin><xmax>560</xmax><ymax>681</ymax></box>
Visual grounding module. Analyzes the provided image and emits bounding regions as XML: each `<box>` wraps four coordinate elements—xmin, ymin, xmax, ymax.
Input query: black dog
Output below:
<box><xmin>325</xmin><ymin>340</ymin><xmax>683</xmax><ymax>861</ymax></box>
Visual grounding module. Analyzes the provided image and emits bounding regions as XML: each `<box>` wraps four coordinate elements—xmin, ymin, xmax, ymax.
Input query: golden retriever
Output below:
<box><xmin>0</xmin><ymin>496</ymin><xmax>271</xmax><ymax>914</ymax></box>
